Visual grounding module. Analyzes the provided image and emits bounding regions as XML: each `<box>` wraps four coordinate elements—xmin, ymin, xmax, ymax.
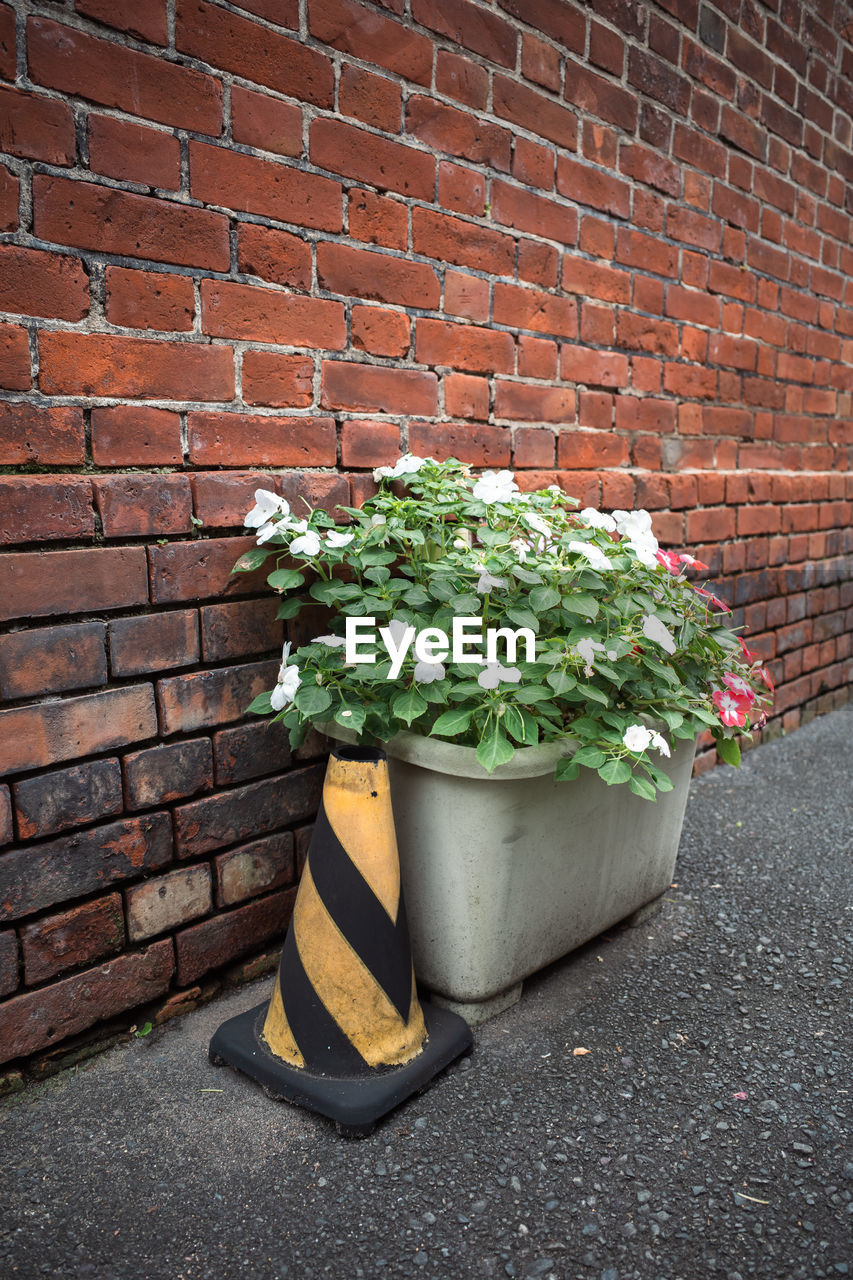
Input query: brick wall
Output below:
<box><xmin>0</xmin><ymin>0</ymin><xmax>851</xmax><ymax>1075</ymax></box>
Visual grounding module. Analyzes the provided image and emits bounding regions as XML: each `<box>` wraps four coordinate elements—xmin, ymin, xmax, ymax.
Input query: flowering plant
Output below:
<box><xmin>235</xmin><ymin>456</ymin><xmax>772</xmax><ymax>800</ymax></box>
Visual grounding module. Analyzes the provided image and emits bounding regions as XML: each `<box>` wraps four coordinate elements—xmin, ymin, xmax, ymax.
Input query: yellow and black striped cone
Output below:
<box><xmin>209</xmin><ymin>745</ymin><xmax>472</xmax><ymax>1135</ymax></box>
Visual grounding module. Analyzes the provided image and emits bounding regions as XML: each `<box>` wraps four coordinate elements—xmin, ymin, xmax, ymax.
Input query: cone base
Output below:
<box><xmin>208</xmin><ymin>1000</ymin><xmax>472</xmax><ymax>1137</ymax></box>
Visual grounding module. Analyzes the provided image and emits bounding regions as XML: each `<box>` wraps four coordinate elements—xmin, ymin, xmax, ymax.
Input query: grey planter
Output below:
<box><xmin>325</xmin><ymin>728</ymin><xmax>696</xmax><ymax>1025</ymax></box>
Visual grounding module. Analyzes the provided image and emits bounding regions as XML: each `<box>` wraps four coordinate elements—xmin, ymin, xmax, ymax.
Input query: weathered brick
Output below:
<box><xmin>318</xmin><ymin>242</ymin><xmax>439</xmax><ymax>309</ymax></box>
<box><xmin>0</xmin><ymin>812</ymin><xmax>172</xmax><ymax>921</ymax></box>
<box><xmin>189</xmin><ymin>141</ymin><xmax>342</xmax><ymax>233</ymax></box>
<box><xmin>0</xmin><ymin>245</ymin><xmax>89</xmax><ymax>322</ymax></box>
<box><xmin>190</xmin><ymin>471</ymin><xmax>277</xmax><ymax>528</ymax></box>
<box><xmin>90</xmin><ymin>406</ymin><xmax>183</xmax><ymax>466</ymax></box>
<box><xmin>39</xmin><ymin>331</ymin><xmax>234</xmax><ymax>400</ymax></box>
<box><xmin>201</xmin><ymin>279</ymin><xmax>345</xmax><ymax>348</ymax></box>
<box><xmin>0</xmin><ymin>476</ymin><xmax>94</xmax><ymax>546</ymax></box>
<box><xmin>435</xmin><ymin>48</ymin><xmax>489</xmax><ymax>108</ymax></box>
<box><xmin>14</xmin><ymin>760</ymin><xmax>123</xmax><ymax>840</ymax></box>
<box><xmin>339</xmin><ymin>62</ymin><xmax>402</xmax><ymax>132</ymax></box>
<box><xmin>21</xmin><ymin>894</ymin><xmax>125</xmax><ymax>984</ymax></box>
<box><xmin>124</xmin><ymin>739</ymin><xmax>213</xmax><ymax>810</ymax></box>
<box><xmin>340</xmin><ymin>418</ymin><xmax>402</xmax><ymax>465</ymax></box>
<box><xmin>406</xmin><ymin>95</ymin><xmax>511</xmax><ymax>171</ymax></box>
<box><xmin>492</xmin><ymin>74</ymin><xmax>578</xmax><ymax>150</ymax></box>
<box><xmin>351</xmin><ymin>306</ymin><xmax>411</xmax><ymax>359</ymax></box>
<box><xmin>0</xmin><ymin>163</ymin><xmax>18</xmax><ymax>232</ymax></box>
<box><xmin>75</xmin><ymin>0</ymin><xmax>168</xmax><ymax>45</ymax></box>
<box><xmin>445</xmin><ymin>372</ymin><xmax>490</xmax><ymax>420</ymax></box>
<box><xmin>231</xmin><ymin>84</ymin><xmax>303</xmax><ymax>157</ymax></box>
<box><xmin>174</xmin><ymin>766</ymin><xmax>323</xmax><ymax>857</ymax></box>
<box><xmin>109</xmin><ymin>611</ymin><xmax>199</xmax><ymax>678</ymax></box>
<box><xmin>126</xmin><ymin>865</ymin><xmax>212</xmax><ymax>942</ymax></box>
<box><xmin>412</xmin><ymin>0</ymin><xmax>517</xmax><ymax>66</ymax></box>
<box><xmin>0</xmin><ymin>929</ymin><xmax>17</xmax><ymax>996</ymax></box>
<box><xmin>408</xmin><ymin>421</ymin><xmax>510</xmax><ymax>467</ymax></box>
<box><xmin>200</xmin><ymin>598</ymin><xmax>281</xmax><ymax>662</ymax></box>
<box><xmin>495</xmin><ymin>381</ymin><xmax>575</xmax><ymax>423</ymax></box>
<box><xmin>93</xmin><ymin>475</ymin><xmax>193</xmax><ymax>538</ymax></box>
<box><xmin>0</xmin><ymin>85</ymin><xmax>76</xmax><ymax>165</ymax></box>
<box><xmin>445</xmin><ymin>270</ymin><xmax>489</xmax><ymax>321</ymax></box>
<box><xmin>415</xmin><ymin>319</ymin><xmax>514</xmax><ymax>374</ymax></box>
<box><xmin>212</xmin><ymin>720</ymin><xmax>293</xmax><ymax>786</ymax></box>
<box><xmin>215</xmin><ymin>832</ymin><xmax>294</xmax><ymax>907</ymax></box>
<box><xmin>157</xmin><ymin>660</ymin><xmax>278</xmax><ymax>735</ymax></box>
<box><xmin>0</xmin><ymin>686</ymin><xmax>157</xmax><ymax>777</ymax></box>
<box><xmin>491</xmin><ymin>180</ymin><xmax>577</xmax><ymax>245</ymax></box>
<box><xmin>413</xmin><ymin>206</ymin><xmax>515</xmax><ymax>276</ymax></box>
<box><xmin>175</xmin><ymin>888</ymin><xmax>295</xmax><ymax>985</ymax></box>
<box><xmin>88</xmin><ymin>114</ymin><xmax>180</xmax><ymax>189</ymax></box>
<box><xmin>0</xmin><ymin>323</ymin><xmax>30</xmax><ymax>390</ymax></box>
<box><xmin>0</xmin><ymin>547</ymin><xmax>149</xmax><ymax>622</ymax></box>
<box><xmin>147</xmin><ymin>537</ymin><xmax>264</xmax><ymax>605</ymax></box>
<box><xmin>0</xmin><ymin>621</ymin><xmax>107</xmax><ymax>700</ymax></box>
<box><xmin>493</xmin><ymin>283</ymin><xmax>578</xmax><ymax>340</ymax></box>
<box><xmin>187</xmin><ymin>412</ymin><xmax>336</xmax><ymax>466</ymax></box>
<box><xmin>310</xmin><ymin>118</ymin><xmax>435</xmax><ymax>200</ymax></box>
<box><xmin>0</xmin><ymin>939</ymin><xmax>174</xmax><ymax>1064</ymax></box>
<box><xmin>29</xmin><ymin>16</ymin><xmax>221</xmax><ymax>132</ymax></box>
<box><xmin>105</xmin><ymin>267</ymin><xmax>194</xmax><ymax>332</ymax></box>
<box><xmin>348</xmin><ymin>189</ymin><xmax>408</xmax><ymax>249</ymax></box>
<box><xmin>237</xmin><ymin>223</ymin><xmax>313</xmax><ymax>291</ymax></box>
<box><xmin>308</xmin><ymin>0</ymin><xmax>431</xmax><ymax>85</ymax></box>
<box><xmin>0</xmin><ymin>786</ymin><xmax>11</xmax><ymax>847</ymax></box>
<box><xmin>241</xmin><ymin>351</ymin><xmax>314</xmax><ymax>408</ymax></box>
<box><xmin>320</xmin><ymin>360</ymin><xmax>438</xmax><ymax>415</ymax></box>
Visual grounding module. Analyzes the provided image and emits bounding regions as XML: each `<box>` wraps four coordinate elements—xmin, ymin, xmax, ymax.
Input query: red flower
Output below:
<box><xmin>737</xmin><ymin>636</ymin><xmax>756</xmax><ymax>662</ymax></box>
<box><xmin>656</xmin><ymin>549</ymin><xmax>682</xmax><ymax>575</ymax></box>
<box><xmin>712</xmin><ymin>688</ymin><xmax>751</xmax><ymax>728</ymax></box>
<box><xmin>722</xmin><ymin>672</ymin><xmax>756</xmax><ymax>704</ymax></box>
<box><xmin>694</xmin><ymin>586</ymin><xmax>732</xmax><ymax>613</ymax></box>
<box><xmin>758</xmin><ymin>665</ymin><xmax>774</xmax><ymax>692</ymax></box>
<box><xmin>679</xmin><ymin>554</ymin><xmax>709</xmax><ymax>571</ymax></box>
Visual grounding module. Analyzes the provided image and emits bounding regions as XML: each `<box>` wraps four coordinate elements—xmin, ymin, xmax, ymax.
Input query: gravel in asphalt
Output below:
<box><xmin>1</xmin><ymin>706</ymin><xmax>851</xmax><ymax>1280</ymax></box>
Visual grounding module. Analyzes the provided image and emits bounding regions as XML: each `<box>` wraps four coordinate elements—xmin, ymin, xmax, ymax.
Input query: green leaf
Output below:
<box><xmin>562</xmin><ymin>593</ymin><xmax>599</xmax><ymax>618</ymax></box>
<box><xmin>294</xmin><ymin>685</ymin><xmax>333</xmax><ymax>716</ymax></box>
<box><xmin>430</xmin><ymin>708</ymin><xmax>473</xmax><ymax>737</ymax></box>
<box><xmin>502</xmin><ymin>704</ymin><xmax>535</xmax><ymax>746</ymax></box>
<box><xmin>276</xmin><ymin>597</ymin><xmax>304</xmax><ymax>619</ymax></box>
<box><xmin>546</xmin><ymin>669</ymin><xmax>576</xmax><ymax>695</ymax></box>
<box><xmin>629</xmin><ymin>775</ymin><xmax>657</xmax><ymax>801</ymax></box>
<box><xmin>476</xmin><ymin>728</ymin><xmax>515</xmax><ymax>773</ymax></box>
<box><xmin>598</xmin><ymin>758</ymin><xmax>632</xmax><ymax>785</ymax></box>
<box><xmin>574</xmin><ymin>682</ymin><xmax>610</xmax><ymax>706</ymax></box>
<box><xmin>334</xmin><ymin>703</ymin><xmax>366</xmax><ymax>734</ymax></box>
<box><xmin>505</xmin><ymin>606</ymin><xmax>539</xmax><ymax>633</ymax></box>
<box><xmin>511</xmin><ymin>566</ymin><xmax>543</xmax><ymax>585</ymax></box>
<box><xmin>391</xmin><ymin>687</ymin><xmax>428</xmax><ymax>726</ymax></box>
<box><xmin>554</xmin><ymin>757</ymin><xmax>580</xmax><ymax>781</ymax></box>
<box><xmin>529</xmin><ymin>586</ymin><xmax>560</xmax><ymax>613</ymax></box>
<box><xmin>571</xmin><ymin>745</ymin><xmax>606</xmax><ymax>768</ymax></box>
<box><xmin>245</xmin><ymin>692</ymin><xmax>274</xmax><ymax>716</ymax></box>
<box><xmin>232</xmin><ymin>547</ymin><xmax>272</xmax><ymax>573</ymax></box>
<box><xmin>715</xmin><ymin>735</ymin><xmax>741</xmax><ymax>767</ymax></box>
<box><xmin>266</xmin><ymin>568</ymin><xmax>304</xmax><ymax>592</ymax></box>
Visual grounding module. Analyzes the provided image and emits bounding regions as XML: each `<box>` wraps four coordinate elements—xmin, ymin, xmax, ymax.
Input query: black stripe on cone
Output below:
<box><xmin>208</xmin><ymin>745</ymin><xmax>472</xmax><ymax>1136</ymax></box>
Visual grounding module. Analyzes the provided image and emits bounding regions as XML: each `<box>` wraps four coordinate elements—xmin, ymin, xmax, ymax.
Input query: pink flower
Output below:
<box><xmin>758</xmin><ymin>665</ymin><xmax>774</xmax><ymax>692</ymax></box>
<box><xmin>722</xmin><ymin>672</ymin><xmax>756</xmax><ymax>704</ymax></box>
<box><xmin>694</xmin><ymin>586</ymin><xmax>732</xmax><ymax>613</ymax></box>
<box><xmin>712</xmin><ymin>688</ymin><xmax>750</xmax><ymax>728</ymax></box>
<box><xmin>680</xmin><ymin>554</ymin><xmax>709</xmax><ymax>571</ymax></box>
<box><xmin>656</xmin><ymin>549</ymin><xmax>682</xmax><ymax>575</ymax></box>
<box><xmin>738</xmin><ymin>637</ymin><xmax>756</xmax><ymax>662</ymax></box>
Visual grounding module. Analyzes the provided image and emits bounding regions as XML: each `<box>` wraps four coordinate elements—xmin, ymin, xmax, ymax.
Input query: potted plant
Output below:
<box><xmin>233</xmin><ymin>457</ymin><xmax>772</xmax><ymax>1022</ymax></box>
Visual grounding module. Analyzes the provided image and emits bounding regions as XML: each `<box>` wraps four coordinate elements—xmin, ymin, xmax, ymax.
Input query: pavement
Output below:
<box><xmin>1</xmin><ymin>705</ymin><xmax>851</xmax><ymax>1280</ymax></box>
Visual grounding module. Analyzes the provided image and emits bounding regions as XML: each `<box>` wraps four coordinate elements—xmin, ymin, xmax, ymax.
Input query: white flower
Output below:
<box><xmin>571</xmin><ymin>636</ymin><xmax>605</xmax><ymax>677</ymax></box>
<box><xmin>313</xmin><ymin>634</ymin><xmax>347</xmax><ymax>648</ymax></box>
<box><xmin>642</xmin><ymin>614</ymin><xmax>677</xmax><ymax>655</ymax></box>
<box><xmin>289</xmin><ymin>530</ymin><xmax>322</xmax><ymax>557</ymax></box>
<box><xmin>271</xmin><ymin>641</ymin><xmax>301</xmax><ymax>710</ymax></box>
<box><xmin>369</xmin><ymin>514</ymin><xmax>386</xmax><ymax>528</ymax></box>
<box><xmin>476</xmin><ymin>570</ymin><xmax>507</xmax><ymax>594</ymax></box>
<box><xmin>373</xmin><ymin>454</ymin><xmax>426</xmax><ymax>482</ymax></box>
<box><xmin>523</xmin><ymin>512</ymin><xmax>552</xmax><ymax>538</ymax></box>
<box><xmin>453</xmin><ymin>528</ymin><xmax>473</xmax><ymax>550</ymax></box>
<box><xmin>472</xmin><ymin>469</ymin><xmax>519</xmax><ymax>504</ymax></box>
<box><xmin>650</xmin><ymin>731</ymin><xmax>671</xmax><ymax>758</ymax></box>
<box><xmin>622</xmin><ymin>724</ymin><xmax>653</xmax><ymax>753</ymax></box>
<box><xmin>255</xmin><ymin>521</ymin><xmax>281</xmax><ymax>545</ymax></box>
<box><xmin>413</xmin><ymin>660</ymin><xmax>445</xmax><ymax>683</ymax></box>
<box><xmin>510</xmin><ymin>536</ymin><xmax>532</xmax><ymax>562</ymax></box>
<box><xmin>628</xmin><ymin>538</ymin><xmax>658</xmax><ymax>567</ymax></box>
<box><xmin>613</xmin><ymin>509</ymin><xmax>653</xmax><ymax>540</ymax></box>
<box><xmin>325</xmin><ymin>530</ymin><xmax>355</xmax><ymax>548</ymax></box>
<box><xmin>568</xmin><ymin>540</ymin><xmax>613</xmax><ymax>571</ymax></box>
<box><xmin>579</xmin><ymin>507</ymin><xmax>617</xmax><ymax>533</ymax></box>
<box><xmin>245</xmin><ymin>489</ymin><xmax>289</xmax><ymax>529</ymax></box>
<box><xmin>477</xmin><ymin>662</ymin><xmax>522</xmax><ymax>689</ymax></box>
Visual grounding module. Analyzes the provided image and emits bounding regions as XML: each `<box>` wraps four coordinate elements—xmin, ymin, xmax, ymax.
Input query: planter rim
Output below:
<box><xmin>320</xmin><ymin>724</ymin><xmax>579</xmax><ymax>781</ymax></box>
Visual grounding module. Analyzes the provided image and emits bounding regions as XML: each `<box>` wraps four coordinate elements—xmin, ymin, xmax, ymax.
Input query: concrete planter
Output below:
<box><xmin>325</xmin><ymin>729</ymin><xmax>696</xmax><ymax>1025</ymax></box>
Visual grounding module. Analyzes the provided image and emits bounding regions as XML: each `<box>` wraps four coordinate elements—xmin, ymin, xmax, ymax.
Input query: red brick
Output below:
<box><xmin>0</xmin><ymin>245</ymin><xmax>89</xmax><ymax>322</ymax></box>
<box><xmin>21</xmin><ymin>894</ymin><xmax>124</xmax><ymax>985</ymax></box>
<box><xmin>216</xmin><ymin>833</ymin><xmax>294</xmax><ymax>907</ymax></box>
<box><xmin>0</xmin><ymin>811</ymin><xmax>171</xmax><ymax>923</ymax></box>
<box><xmin>177</xmin><ymin>0</ymin><xmax>332</xmax><ymax>104</ymax></box>
<box><xmin>407</xmin><ymin>95</ymin><xmax>511</xmax><ymax>172</ymax></box>
<box><xmin>310</xmin><ymin>117</ymin><xmax>434</xmax><ymax>200</ymax></box>
<box><xmin>187</xmin><ymin>412</ymin><xmax>336</xmax><ymax>466</ymax></box>
<box><xmin>0</xmin><ymin>84</ymin><xmax>75</xmax><ymax>164</ymax></box>
<box><xmin>445</xmin><ymin>270</ymin><xmax>489</xmax><ymax>321</ymax></box>
<box><xmin>127</xmin><ymin>865</ymin><xmax>212</xmax><ymax>942</ymax></box>
<box><xmin>0</xmin><ymin>2</ymin><xmax>14</xmax><ymax>78</ymax></box>
<box><xmin>241</xmin><ymin>351</ymin><xmax>314</xmax><ymax>408</ymax></box>
<box><xmin>89</xmin><ymin>406</ymin><xmax>179</xmax><ymax>467</ymax></box>
<box><xmin>498</xmin><ymin>0</ymin><xmax>585</xmax><ymax>50</ymax></box>
<box><xmin>492</xmin><ymin>74</ymin><xmax>578</xmax><ymax>150</ymax></box>
<box><xmin>0</xmin><ymin>163</ymin><xmax>18</xmax><ymax>231</ymax></box>
<box><xmin>0</xmin><ymin>686</ymin><xmax>157</xmax><ymax>777</ymax></box>
<box><xmin>108</xmin><ymin>613</ymin><xmax>197</xmax><ymax>683</ymax></box>
<box><xmin>0</xmin><ymin>929</ymin><xmax>16</xmax><ymax>996</ymax></box>
<box><xmin>577</xmin><ymin>390</ymin><xmax>613</xmax><ymax>429</ymax></box>
<box><xmin>491</xmin><ymin>180</ymin><xmax>578</xmax><ymax>244</ymax></box>
<box><xmin>437</xmin><ymin>161</ymin><xmax>487</xmax><ymax>216</ymax></box>
<box><xmin>620</xmin><ymin>143</ymin><xmax>681</xmax><ymax>197</ymax></box>
<box><xmin>415</xmin><ymin>319</ymin><xmax>514</xmax><ymax>375</ymax></box>
<box><xmin>147</xmin><ymin>537</ymin><xmax>264</xmax><ymax>605</ymax></box>
<box><xmin>0</xmin><ymin>622</ymin><xmax>107</xmax><ymax>701</ymax></box>
<box><xmin>187</xmin><ymin>470</ymin><xmax>271</xmax><ymax>528</ymax></box>
<box><xmin>589</xmin><ymin>20</ymin><xmax>625</xmax><ymax>76</ymax></box>
<box><xmin>616</xmin><ymin>312</ymin><xmax>679</xmax><ymax>354</ymax></box>
<box><xmin>493</xmin><ymin>282</ymin><xmax>578</xmax><ymax>340</ymax></box>
<box><xmin>231</xmin><ymin>84</ymin><xmax>303</xmax><ymax>157</ymax></box>
<box><xmin>0</xmin><ymin>324</ymin><xmax>30</xmax><ymax>390</ymax></box>
<box><xmin>515</xmin><ymin>239</ymin><xmax>557</xmax><ymax>288</ymax></box>
<box><xmin>556</xmin><ymin>155</ymin><xmax>631</xmax><ymax>219</ymax></box>
<box><xmin>92</xmin><ymin>474</ymin><xmax>191</xmax><ymax>538</ymax></box>
<box><xmin>87</xmin><ymin>114</ymin><xmax>180</xmax><ymax>190</ymax></box>
<box><xmin>685</xmin><ymin>506</ymin><xmax>736</xmax><ymax>542</ymax></box>
<box><xmin>75</xmin><ymin>0</ymin><xmax>168</xmax><ymax>44</ymax></box>
<box><xmin>0</xmin><ymin>787</ymin><xmax>10</xmax><ymax>848</ymax></box>
<box><xmin>340</xmin><ymin>419</ymin><xmax>402</xmax><ymax>466</ymax></box>
<box><xmin>0</xmin><ymin>547</ymin><xmax>148</xmax><ymax>623</ymax></box>
<box><xmin>226</xmin><ymin>0</ymin><xmax>300</xmax><ymax>23</ymax></box>
<box><xmin>522</xmin><ymin>33</ymin><xmax>562</xmax><ymax>92</ymax></box>
<box><xmin>564</xmin><ymin>61</ymin><xmax>638</xmax><ymax>132</ymax></box>
<box><xmin>412</xmin><ymin>0</ymin><xmax>516</xmax><ymax>65</ymax></box>
<box><xmin>39</xmin><ymin>331</ymin><xmax>233</xmax><ymax>400</ymax></box>
<box><xmin>321</xmin><ymin>360</ymin><xmax>438</xmax><ymax>414</ymax></box>
<box><xmin>201</xmin><ymin>279</ymin><xmax>345</xmax><ymax>349</ymax></box>
<box><xmin>308</xmin><ymin>0</ymin><xmax>431</xmax><ymax>85</ymax></box>
<box><xmin>200</xmin><ymin>598</ymin><xmax>281</xmax><ymax>663</ymax></box>
<box><xmin>175</xmin><ymin>766</ymin><xmax>323</xmax><ymax>858</ymax></box>
<box><xmin>339</xmin><ymin>64</ymin><xmax>402</xmax><ymax>133</ymax></box>
<box><xmin>408</xmin><ymin>422</ymin><xmax>510</xmax><ymax>467</ymax></box>
<box><xmin>0</xmin><ymin>403</ymin><xmax>83</xmax><ymax>466</ymax></box>
<box><xmin>105</xmin><ymin>267</ymin><xmax>194</xmax><ymax>332</ymax></box>
<box><xmin>513</xmin><ymin>427</ymin><xmax>556</xmax><ymax>468</ymax></box>
<box><xmin>157</xmin><ymin>660</ymin><xmax>278</xmax><ymax>735</ymax></box>
<box><xmin>351</xmin><ymin>306</ymin><xmax>410</xmax><ymax>358</ymax></box>
<box><xmin>14</xmin><ymin>760</ymin><xmax>122</xmax><ymax>841</ymax></box>
<box><xmin>445</xmin><ymin>372</ymin><xmax>489</xmax><ymax>420</ymax></box>
<box><xmin>348</xmin><ymin>189</ymin><xmax>408</xmax><ymax>250</ymax></box>
<box><xmin>189</xmin><ymin>141</ymin><xmax>342</xmax><ymax>233</ymax></box>
<box><xmin>212</xmin><ymin>720</ymin><xmax>293</xmax><ymax>787</ymax></box>
<box><xmin>317</xmin><ymin>242</ymin><xmax>440</xmax><ymax>309</ymax></box>
<box><xmin>0</xmin><ymin>939</ymin><xmax>174</xmax><ymax>1063</ymax></box>
<box><xmin>560</xmin><ymin>345</ymin><xmax>629</xmax><ymax>388</ymax></box>
<box><xmin>34</xmin><ymin>175</ymin><xmax>229</xmax><ymax>271</ymax></box>
<box><xmin>175</xmin><ymin>889</ymin><xmax>294</xmax><ymax>985</ymax></box>
<box><xmin>435</xmin><ymin>48</ymin><xmax>489</xmax><ymax>109</ymax></box>
<box><xmin>29</xmin><ymin>16</ymin><xmax>220</xmax><ymax>132</ymax></box>
<box><xmin>562</xmin><ymin>255</ymin><xmax>631</xmax><ymax>305</ymax></box>
<box><xmin>558</xmin><ymin>429</ymin><xmax>627</xmax><ymax>468</ymax></box>
<box><xmin>237</xmin><ymin>223</ymin><xmax>312</xmax><ymax>291</ymax></box>
<box><xmin>0</xmin><ymin>476</ymin><xmax>94</xmax><ymax>545</ymax></box>
<box><xmin>518</xmin><ymin>335</ymin><xmax>558</xmax><ymax>379</ymax></box>
<box><xmin>495</xmin><ymin>381</ymin><xmax>575</xmax><ymax>423</ymax></box>
<box><xmin>512</xmin><ymin>137</ymin><xmax>556</xmax><ymax>190</ymax></box>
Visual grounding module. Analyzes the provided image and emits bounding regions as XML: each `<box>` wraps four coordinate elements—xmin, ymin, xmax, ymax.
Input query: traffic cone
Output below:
<box><xmin>209</xmin><ymin>745</ymin><xmax>472</xmax><ymax>1135</ymax></box>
